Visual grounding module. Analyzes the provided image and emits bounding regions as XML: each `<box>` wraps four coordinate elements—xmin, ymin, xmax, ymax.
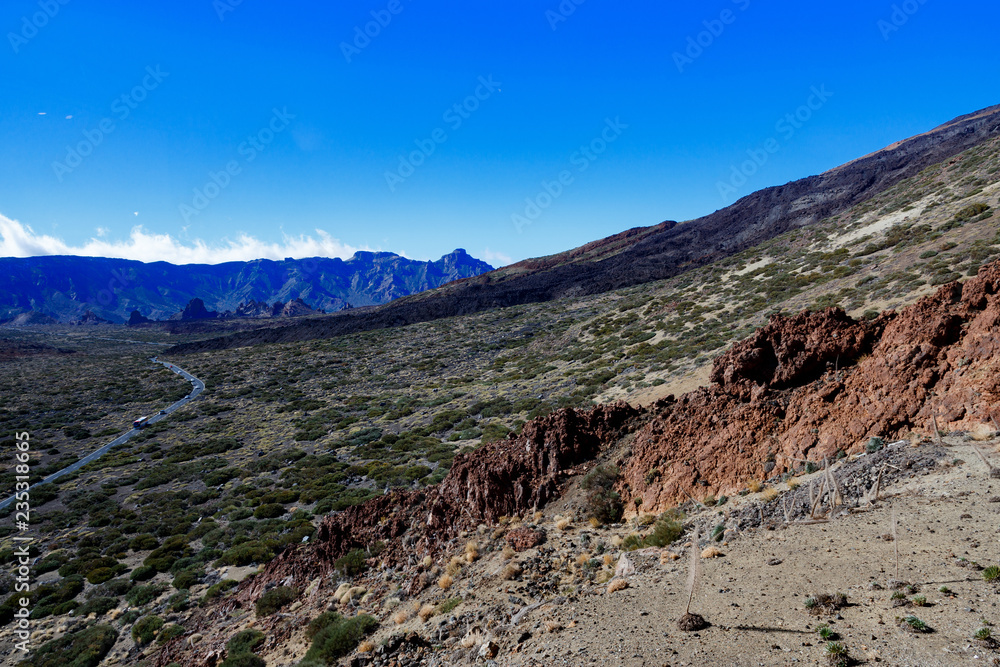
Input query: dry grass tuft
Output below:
<box><xmin>358</xmin><ymin>640</ymin><xmax>375</xmax><ymax>653</ymax></box>
<box><xmin>555</xmin><ymin>517</ymin><xmax>572</xmax><ymax>531</ymax></box>
<box><xmin>660</xmin><ymin>551</ymin><xmax>680</xmax><ymax>563</ymax></box>
<box><xmin>607</xmin><ymin>578</ymin><xmax>629</xmax><ymax>593</ymax></box>
<box><xmin>420</xmin><ymin>555</ymin><xmax>433</xmax><ymax>570</ymax></box>
<box><xmin>438</xmin><ymin>574</ymin><xmax>454</xmax><ymax>590</ymax></box>
<box><xmin>501</xmin><ymin>545</ymin><xmax>515</xmax><ymax>561</ymax></box>
<box><xmin>465</xmin><ymin>541</ymin><xmax>479</xmax><ymax>563</ymax></box>
<box><xmin>611</xmin><ymin>535</ymin><xmax>623</xmax><ymax>548</ymax></box>
<box><xmin>460</xmin><ymin>629</ymin><xmax>485</xmax><ymax>648</ymax></box>
<box><xmin>747</xmin><ymin>479</ymin><xmax>763</xmax><ymax>493</ymax></box>
<box><xmin>968</xmin><ymin>422</ymin><xmax>997</xmax><ymax>441</ymax></box>
<box><xmin>446</xmin><ymin>556</ymin><xmax>464</xmax><ymax>577</ymax></box>
<box><xmin>760</xmin><ymin>488</ymin><xmax>779</xmax><ymax>502</ymax></box>
<box><xmin>501</xmin><ymin>563</ymin><xmax>522</xmax><ymax>580</ymax></box>
<box><xmin>603</xmin><ymin>553</ymin><xmax>614</xmax><ymax>567</ymax></box>
<box><xmin>392</xmin><ymin>609</ymin><xmax>410</xmax><ymax>625</ymax></box>
<box><xmin>787</xmin><ymin>478</ymin><xmax>801</xmax><ymax>490</ymax></box>
<box><xmin>544</xmin><ymin>620</ymin><xmax>564</xmax><ymax>633</ymax></box>
<box><xmin>588</xmin><ymin>517</ymin><xmax>602</xmax><ymax>529</ymax></box>
<box><xmin>418</xmin><ymin>604</ymin><xmax>437</xmax><ymax>621</ymax></box>
<box><xmin>576</xmin><ymin>553</ymin><xmax>590</xmax><ymax>568</ymax></box>
<box><xmin>701</xmin><ymin>546</ymin><xmax>723</xmax><ymax>559</ymax></box>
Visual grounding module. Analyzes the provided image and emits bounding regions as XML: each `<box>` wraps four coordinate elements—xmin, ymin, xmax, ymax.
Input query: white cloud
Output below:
<box><xmin>0</xmin><ymin>213</ymin><xmax>365</xmax><ymax>265</ymax></box>
<box><xmin>481</xmin><ymin>247</ymin><xmax>512</xmax><ymax>267</ymax></box>
<box><xmin>95</xmin><ymin>226</ymin><xmax>109</xmax><ymax>237</ymax></box>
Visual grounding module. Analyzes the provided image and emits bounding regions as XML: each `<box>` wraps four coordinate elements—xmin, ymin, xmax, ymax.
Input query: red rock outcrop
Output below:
<box><xmin>229</xmin><ymin>400</ymin><xmax>640</xmax><ymax>607</ymax></box>
<box><xmin>623</xmin><ymin>261</ymin><xmax>1000</xmax><ymax>512</ymax></box>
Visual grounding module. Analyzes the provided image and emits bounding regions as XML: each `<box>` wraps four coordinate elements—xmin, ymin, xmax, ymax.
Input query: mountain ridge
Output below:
<box><xmin>0</xmin><ymin>248</ymin><xmax>492</xmax><ymax>324</ymax></box>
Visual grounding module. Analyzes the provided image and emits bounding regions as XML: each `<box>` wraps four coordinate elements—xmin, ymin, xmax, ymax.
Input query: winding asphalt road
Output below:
<box><xmin>0</xmin><ymin>358</ymin><xmax>204</xmax><ymax>510</ymax></box>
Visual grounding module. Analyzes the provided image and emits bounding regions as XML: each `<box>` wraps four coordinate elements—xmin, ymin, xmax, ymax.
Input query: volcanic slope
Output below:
<box><xmin>168</xmin><ymin>103</ymin><xmax>1000</xmax><ymax>354</ymax></box>
<box><xmin>1</xmin><ymin>120</ymin><xmax>999</xmax><ymax>666</ymax></box>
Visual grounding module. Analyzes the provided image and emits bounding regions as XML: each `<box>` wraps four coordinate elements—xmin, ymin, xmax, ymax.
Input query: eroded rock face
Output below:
<box><xmin>228</xmin><ymin>401</ymin><xmax>640</xmax><ymax>608</ymax></box>
<box><xmin>505</xmin><ymin>527</ymin><xmax>546</xmax><ymax>552</ymax></box>
<box><xmin>710</xmin><ymin>307</ymin><xmax>887</xmax><ymax>395</ymax></box>
<box><xmin>623</xmin><ymin>261</ymin><xmax>1000</xmax><ymax>512</ymax></box>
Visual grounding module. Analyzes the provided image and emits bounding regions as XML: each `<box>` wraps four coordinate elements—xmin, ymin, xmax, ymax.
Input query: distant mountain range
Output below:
<box><xmin>0</xmin><ymin>249</ymin><xmax>493</xmax><ymax>324</ymax></box>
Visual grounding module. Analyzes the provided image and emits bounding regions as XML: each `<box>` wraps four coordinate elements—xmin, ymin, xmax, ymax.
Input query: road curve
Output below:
<box><xmin>0</xmin><ymin>358</ymin><xmax>204</xmax><ymax>510</ymax></box>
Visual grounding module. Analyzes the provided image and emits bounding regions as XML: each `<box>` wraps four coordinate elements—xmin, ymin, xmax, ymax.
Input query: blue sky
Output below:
<box><xmin>0</xmin><ymin>0</ymin><xmax>998</xmax><ymax>266</ymax></box>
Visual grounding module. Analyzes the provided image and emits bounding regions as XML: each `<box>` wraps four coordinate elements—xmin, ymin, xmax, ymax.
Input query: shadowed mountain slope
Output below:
<box><xmin>169</xmin><ymin>104</ymin><xmax>1000</xmax><ymax>354</ymax></box>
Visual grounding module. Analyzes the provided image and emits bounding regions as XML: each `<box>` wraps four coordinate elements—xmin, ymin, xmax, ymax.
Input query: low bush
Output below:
<box><xmin>302</xmin><ymin>613</ymin><xmax>378</xmax><ymax>664</ymax></box>
<box><xmin>253</xmin><ymin>503</ymin><xmax>286</xmax><ymax>520</ymax></box>
<box><xmin>126</xmin><ymin>583</ymin><xmax>166</xmax><ymax>607</ymax></box>
<box><xmin>17</xmin><ymin>624</ymin><xmax>117</xmax><ymax>667</ymax></box>
<box><xmin>157</xmin><ymin>623</ymin><xmax>185</xmax><ymax>645</ymax></box>
<box><xmin>334</xmin><ymin>549</ymin><xmax>368</xmax><ymax>577</ymax></box>
<box><xmin>256</xmin><ymin>586</ymin><xmax>298</xmax><ymax>617</ymax></box>
<box><xmin>227</xmin><ymin>628</ymin><xmax>265</xmax><ymax>654</ymax></box>
<box><xmin>131</xmin><ymin>615</ymin><xmax>164</xmax><ymax>645</ymax></box>
<box><xmin>202</xmin><ymin>579</ymin><xmax>238</xmax><ymax>605</ymax></box>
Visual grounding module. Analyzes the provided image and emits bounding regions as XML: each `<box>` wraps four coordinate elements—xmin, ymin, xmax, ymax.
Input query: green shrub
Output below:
<box><xmin>825</xmin><ymin>642</ymin><xmax>849</xmax><ymax>667</ymax></box>
<box><xmin>982</xmin><ymin>565</ymin><xmax>1000</xmax><ymax>582</ymax></box>
<box><xmin>131</xmin><ymin>615</ymin><xmax>164</xmax><ymax>645</ymax></box>
<box><xmin>202</xmin><ymin>579</ymin><xmax>238</xmax><ymax>605</ymax></box>
<box><xmin>253</xmin><ymin>503</ymin><xmax>286</xmax><ymax>520</ymax></box>
<box><xmin>955</xmin><ymin>202</ymin><xmax>990</xmax><ymax>221</ymax></box>
<box><xmin>219</xmin><ymin>655</ymin><xmax>266</xmax><ymax>667</ymax></box>
<box><xmin>227</xmin><ymin>628</ymin><xmax>265</xmax><ymax>654</ymax></box>
<box><xmin>901</xmin><ymin>614</ymin><xmax>931</xmax><ymax>633</ymax></box>
<box><xmin>587</xmin><ymin>489</ymin><xmax>624</xmax><ymax>524</ymax></box>
<box><xmin>168</xmin><ymin>589</ymin><xmax>190</xmax><ymax>612</ymax></box>
<box><xmin>86</xmin><ymin>565</ymin><xmax>125</xmax><ymax>585</ymax></box>
<box><xmin>643</xmin><ymin>510</ymin><xmax>685</xmax><ymax>548</ymax></box>
<box><xmin>130</xmin><ymin>565</ymin><xmax>156</xmax><ymax>582</ymax></box>
<box><xmin>866</xmin><ymin>437</ymin><xmax>884</xmax><ymax>453</ymax></box>
<box><xmin>17</xmin><ymin>624</ymin><xmax>117</xmax><ymax>667</ymax></box>
<box><xmin>77</xmin><ymin>596</ymin><xmax>118</xmax><ymax>616</ymax></box>
<box><xmin>306</xmin><ymin>611</ymin><xmax>340</xmax><ymax>640</ymax></box>
<box><xmin>255</xmin><ymin>586</ymin><xmax>298</xmax><ymax>617</ymax></box>
<box><xmin>581</xmin><ymin>464</ymin><xmax>618</xmax><ymax>492</ymax></box>
<box><xmin>130</xmin><ymin>534</ymin><xmax>160</xmax><ymax>551</ymax></box>
<box><xmin>334</xmin><ymin>549</ymin><xmax>368</xmax><ymax>577</ymax></box>
<box><xmin>216</xmin><ymin>541</ymin><xmax>274</xmax><ymax>567</ymax></box>
<box><xmin>125</xmin><ymin>583</ymin><xmax>166</xmax><ymax>607</ymax></box>
<box><xmin>157</xmin><ymin>623</ymin><xmax>185</xmax><ymax>644</ymax></box>
<box><xmin>302</xmin><ymin>613</ymin><xmax>377</xmax><ymax>664</ymax></box>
